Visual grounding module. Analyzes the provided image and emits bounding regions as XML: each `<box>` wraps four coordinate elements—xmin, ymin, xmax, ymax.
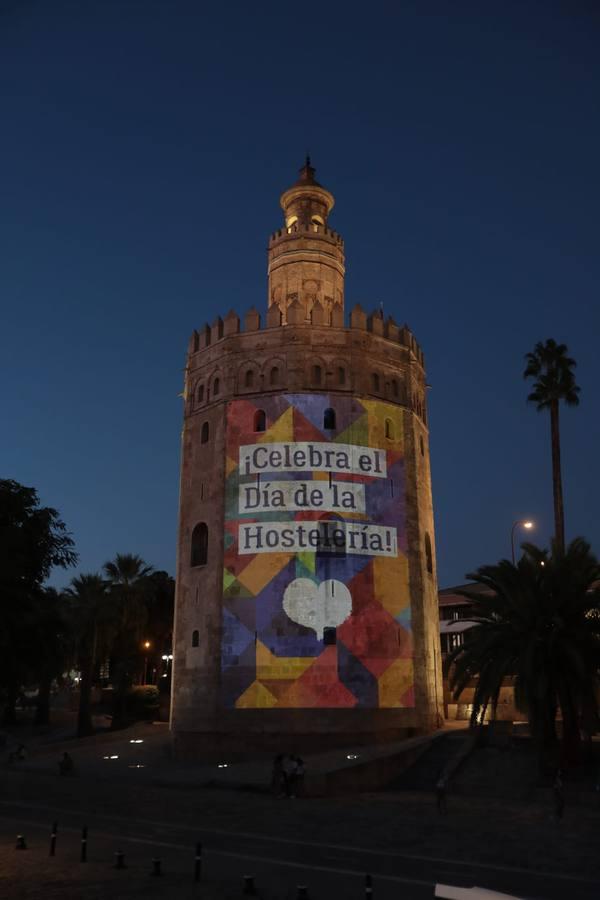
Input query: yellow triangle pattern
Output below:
<box><xmin>236</xmin><ymin>551</ymin><xmax>293</xmax><ymax>595</ymax></box>
<box><xmin>373</xmin><ymin>554</ymin><xmax>410</xmax><ymax>618</ymax></box>
<box><xmin>256</xmin><ymin>641</ymin><xmax>315</xmax><ymax>681</ymax></box>
<box><xmin>235</xmin><ymin>680</ymin><xmax>278</xmax><ymax>709</ymax></box>
<box><xmin>360</xmin><ymin>400</ymin><xmax>405</xmax><ymax>451</ymax></box>
<box><xmin>258</xmin><ymin>405</ymin><xmax>294</xmax><ymax>444</ymax></box>
<box><xmin>378</xmin><ymin>658</ymin><xmax>414</xmax><ymax>708</ymax></box>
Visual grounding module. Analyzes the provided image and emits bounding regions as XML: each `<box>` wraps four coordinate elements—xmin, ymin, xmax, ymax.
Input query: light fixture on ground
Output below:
<box><xmin>511</xmin><ymin>519</ymin><xmax>534</xmax><ymax>564</ymax></box>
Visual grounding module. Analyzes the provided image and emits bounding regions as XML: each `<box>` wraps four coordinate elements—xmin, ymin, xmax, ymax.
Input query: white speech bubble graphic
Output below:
<box><xmin>282</xmin><ymin>578</ymin><xmax>352</xmax><ymax>640</ymax></box>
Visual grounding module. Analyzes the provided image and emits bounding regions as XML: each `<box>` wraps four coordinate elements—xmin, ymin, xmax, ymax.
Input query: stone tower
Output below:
<box><xmin>171</xmin><ymin>161</ymin><xmax>443</xmax><ymax>756</ymax></box>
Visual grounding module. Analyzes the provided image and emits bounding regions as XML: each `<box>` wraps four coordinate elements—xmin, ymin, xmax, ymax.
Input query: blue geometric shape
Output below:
<box><xmin>337</xmin><ymin>641</ymin><xmax>379</xmax><ymax>707</ymax></box>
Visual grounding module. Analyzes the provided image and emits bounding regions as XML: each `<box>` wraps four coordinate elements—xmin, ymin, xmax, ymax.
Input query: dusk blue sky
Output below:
<box><xmin>2</xmin><ymin>1</ymin><xmax>599</xmax><ymax>589</ymax></box>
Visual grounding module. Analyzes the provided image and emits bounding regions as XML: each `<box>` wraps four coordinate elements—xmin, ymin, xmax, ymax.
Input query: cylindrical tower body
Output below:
<box><xmin>171</xmin><ymin>163</ymin><xmax>442</xmax><ymax>756</ymax></box>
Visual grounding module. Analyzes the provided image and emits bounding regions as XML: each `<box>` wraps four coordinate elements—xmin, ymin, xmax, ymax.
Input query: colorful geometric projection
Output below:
<box><xmin>221</xmin><ymin>394</ymin><xmax>414</xmax><ymax>708</ymax></box>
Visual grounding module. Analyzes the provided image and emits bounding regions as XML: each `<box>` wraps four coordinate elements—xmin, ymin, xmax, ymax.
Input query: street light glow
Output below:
<box><xmin>523</xmin><ymin>521</ymin><xmax>533</xmax><ymax>529</ymax></box>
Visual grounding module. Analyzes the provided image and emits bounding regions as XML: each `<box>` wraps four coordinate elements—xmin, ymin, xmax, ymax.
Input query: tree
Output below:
<box><xmin>447</xmin><ymin>539</ymin><xmax>600</xmax><ymax>771</ymax></box>
<box><xmin>28</xmin><ymin>587</ymin><xmax>72</xmax><ymax>726</ymax></box>
<box><xmin>102</xmin><ymin>553</ymin><xmax>153</xmax><ymax>728</ymax></box>
<box><xmin>144</xmin><ymin>571</ymin><xmax>175</xmax><ymax>686</ymax></box>
<box><xmin>0</xmin><ymin>480</ymin><xmax>77</xmax><ymax>725</ymax></box>
<box><xmin>524</xmin><ymin>339</ymin><xmax>580</xmax><ymax>554</ymax></box>
<box><xmin>65</xmin><ymin>574</ymin><xmax>110</xmax><ymax>737</ymax></box>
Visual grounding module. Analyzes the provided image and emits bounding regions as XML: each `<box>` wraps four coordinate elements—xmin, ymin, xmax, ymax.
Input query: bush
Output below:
<box><xmin>126</xmin><ymin>685</ymin><xmax>160</xmax><ymax>721</ymax></box>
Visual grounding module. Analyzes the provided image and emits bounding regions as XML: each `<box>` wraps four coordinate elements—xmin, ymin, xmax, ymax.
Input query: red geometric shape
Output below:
<box><xmin>337</xmin><ymin>602</ymin><xmax>411</xmax><ymax>677</ymax></box>
<box><xmin>292</xmin><ymin>407</ymin><xmax>329</xmax><ymax>442</ymax></box>
<box><xmin>347</xmin><ymin>561</ymin><xmax>375</xmax><ymax>614</ymax></box>
<box><xmin>280</xmin><ymin>646</ymin><xmax>357</xmax><ymax>708</ymax></box>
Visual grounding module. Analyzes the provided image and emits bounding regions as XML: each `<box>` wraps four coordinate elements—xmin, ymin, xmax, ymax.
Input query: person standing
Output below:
<box><xmin>553</xmin><ymin>770</ymin><xmax>565</xmax><ymax>820</ymax></box>
<box><xmin>435</xmin><ymin>777</ymin><xmax>447</xmax><ymax>814</ymax></box>
<box><xmin>283</xmin><ymin>754</ymin><xmax>298</xmax><ymax>798</ymax></box>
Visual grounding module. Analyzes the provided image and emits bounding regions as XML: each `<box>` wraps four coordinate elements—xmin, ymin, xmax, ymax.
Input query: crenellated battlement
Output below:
<box><xmin>188</xmin><ymin>303</ymin><xmax>425</xmax><ymax>367</ymax></box>
<box><xmin>268</xmin><ymin>223</ymin><xmax>344</xmax><ymax>246</ymax></box>
<box><xmin>185</xmin><ymin>303</ymin><xmax>428</xmax><ymax>426</ymax></box>
<box><xmin>188</xmin><ymin>303</ymin><xmax>424</xmax><ymax>366</ymax></box>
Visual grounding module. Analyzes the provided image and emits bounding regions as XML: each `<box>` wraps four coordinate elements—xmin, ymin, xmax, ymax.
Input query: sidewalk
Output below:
<box><xmin>7</xmin><ymin>719</ymin><xmax>456</xmax><ymax>795</ymax></box>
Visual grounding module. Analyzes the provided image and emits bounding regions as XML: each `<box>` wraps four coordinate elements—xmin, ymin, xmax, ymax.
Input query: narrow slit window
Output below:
<box><xmin>201</xmin><ymin>421</ymin><xmax>209</xmax><ymax>444</ymax></box>
<box><xmin>254</xmin><ymin>409</ymin><xmax>266</xmax><ymax>432</ymax></box>
<box><xmin>191</xmin><ymin>523</ymin><xmax>208</xmax><ymax>567</ymax></box>
<box><xmin>197</xmin><ymin>384</ymin><xmax>204</xmax><ymax>403</ymax></box>
<box><xmin>213</xmin><ymin>377</ymin><xmax>220</xmax><ymax>396</ymax></box>
<box><xmin>425</xmin><ymin>533</ymin><xmax>433</xmax><ymax>575</ymax></box>
<box><xmin>385</xmin><ymin>418</ymin><xmax>394</xmax><ymax>440</ymax></box>
<box><xmin>270</xmin><ymin>366</ymin><xmax>279</xmax><ymax>385</ymax></box>
<box><xmin>338</xmin><ymin>367</ymin><xmax>346</xmax><ymax>385</ymax></box>
<box><xmin>312</xmin><ymin>365</ymin><xmax>322</xmax><ymax>385</ymax></box>
<box><xmin>244</xmin><ymin>370</ymin><xmax>254</xmax><ymax>388</ymax></box>
<box><xmin>372</xmin><ymin>373</ymin><xmax>380</xmax><ymax>392</ymax></box>
<box><xmin>323</xmin><ymin>408</ymin><xmax>336</xmax><ymax>430</ymax></box>
<box><xmin>192</xmin><ymin>630</ymin><xmax>199</xmax><ymax>648</ymax></box>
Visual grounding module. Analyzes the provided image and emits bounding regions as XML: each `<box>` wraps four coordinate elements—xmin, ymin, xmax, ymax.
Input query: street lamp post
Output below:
<box><xmin>511</xmin><ymin>520</ymin><xmax>534</xmax><ymax>565</ymax></box>
<box><xmin>142</xmin><ymin>640</ymin><xmax>151</xmax><ymax>685</ymax></box>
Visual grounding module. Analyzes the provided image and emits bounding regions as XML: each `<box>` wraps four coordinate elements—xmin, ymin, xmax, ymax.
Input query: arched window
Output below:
<box><xmin>391</xmin><ymin>380</ymin><xmax>398</xmax><ymax>398</ymax></box>
<box><xmin>385</xmin><ymin>418</ymin><xmax>394</xmax><ymax>440</ymax></box>
<box><xmin>197</xmin><ymin>384</ymin><xmax>204</xmax><ymax>403</ymax></box>
<box><xmin>244</xmin><ymin>370</ymin><xmax>254</xmax><ymax>388</ymax></box>
<box><xmin>372</xmin><ymin>373</ymin><xmax>380</xmax><ymax>392</ymax></box>
<box><xmin>312</xmin><ymin>365</ymin><xmax>322</xmax><ymax>385</ymax></box>
<box><xmin>192</xmin><ymin>630</ymin><xmax>199</xmax><ymax>648</ymax></box>
<box><xmin>254</xmin><ymin>409</ymin><xmax>266</xmax><ymax>432</ymax></box>
<box><xmin>201</xmin><ymin>421</ymin><xmax>209</xmax><ymax>444</ymax></box>
<box><xmin>338</xmin><ymin>367</ymin><xmax>346</xmax><ymax>386</ymax></box>
<box><xmin>323</xmin><ymin>408</ymin><xmax>336</xmax><ymax>430</ymax></box>
<box><xmin>425</xmin><ymin>533</ymin><xmax>433</xmax><ymax>575</ymax></box>
<box><xmin>191</xmin><ymin>523</ymin><xmax>208</xmax><ymax>567</ymax></box>
<box><xmin>213</xmin><ymin>377</ymin><xmax>220</xmax><ymax>396</ymax></box>
<box><xmin>270</xmin><ymin>366</ymin><xmax>279</xmax><ymax>386</ymax></box>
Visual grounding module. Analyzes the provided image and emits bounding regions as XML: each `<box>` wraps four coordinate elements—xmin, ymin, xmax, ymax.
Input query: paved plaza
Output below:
<box><xmin>1</xmin><ymin>720</ymin><xmax>599</xmax><ymax>899</ymax></box>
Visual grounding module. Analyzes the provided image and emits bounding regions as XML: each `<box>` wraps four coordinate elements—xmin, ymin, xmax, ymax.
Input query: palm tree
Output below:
<box><xmin>65</xmin><ymin>574</ymin><xmax>110</xmax><ymax>737</ymax></box>
<box><xmin>103</xmin><ymin>553</ymin><xmax>153</xmax><ymax>728</ymax></box>
<box><xmin>447</xmin><ymin>539</ymin><xmax>600</xmax><ymax>771</ymax></box>
<box><xmin>524</xmin><ymin>339</ymin><xmax>580</xmax><ymax>554</ymax></box>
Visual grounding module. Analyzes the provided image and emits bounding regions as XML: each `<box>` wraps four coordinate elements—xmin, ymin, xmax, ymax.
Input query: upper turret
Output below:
<box><xmin>279</xmin><ymin>156</ymin><xmax>335</xmax><ymax>231</ymax></box>
<box><xmin>268</xmin><ymin>158</ymin><xmax>345</xmax><ymax>325</ymax></box>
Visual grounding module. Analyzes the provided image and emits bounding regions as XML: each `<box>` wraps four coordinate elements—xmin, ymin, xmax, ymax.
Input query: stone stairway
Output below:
<box><xmin>385</xmin><ymin>731</ymin><xmax>469</xmax><ymax>791</ymax></box>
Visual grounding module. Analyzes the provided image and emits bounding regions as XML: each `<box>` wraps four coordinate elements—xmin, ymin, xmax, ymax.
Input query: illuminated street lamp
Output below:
<box><xmin>511</xmin><ymin>520</ymin><xmax>534</xmax><ymax>565</ymax></box>
<box><xmin>161</xmin><ymin>653</ymin><xmax>174</xmax><ymax>680</ymax></box>
<box><xmin>142</xmin><ymin>640</ymin><xmax>152</xmax><ymax>685</ymax></box>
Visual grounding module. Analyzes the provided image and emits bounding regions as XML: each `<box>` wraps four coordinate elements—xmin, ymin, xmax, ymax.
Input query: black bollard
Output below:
<box><xmin>80</xmin><ymin>826</ymin><xmax>87</xmax><ymax>863</ymax></box>
<box><xmin>15</xmin><ymin>834</ymin><xmax>27</xmax><ymax>851</ymax></box>
<box><xmin>194</xmin><ymin>842</ymin><xmax>202</xmax><ymax>882</ymax></box>
<box><xmin>50</xmin><ymin>822</ymin><xmax>58</xmax><ymax>857</ymax></box>
<box><xmin>365</xmin><ymin>873</ymin><xmax>373</xmax><ymax>897</ymax></box>
<box><xmin>243</xmin><ymin>874</ymin><xmax>257</xmax><ymax>894</ymax></box>
<box><xmin>151</xmin><ymin>857</ymin><xmax>162</xmax><ymax>877</ymax></box>
<box><xmin>114</xmin><ymin>850</ymin><xmax>126</xmax><ymax>869</ymax></box>
<box><xmin>296</xmin><ymin>887</ymin><xmax>309</xmax><ymax>899</ymax></box>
